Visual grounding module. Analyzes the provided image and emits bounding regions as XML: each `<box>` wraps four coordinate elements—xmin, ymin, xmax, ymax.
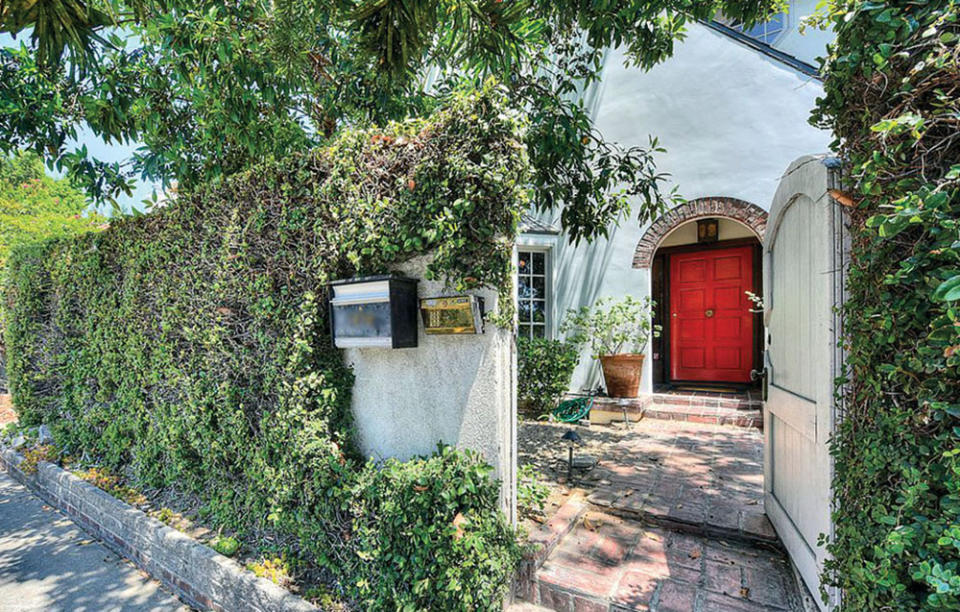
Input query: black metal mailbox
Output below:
<box><xmin>329</xmin><ymin>275</ymin><xmax>419</xmax><ymax>348</ymax></box>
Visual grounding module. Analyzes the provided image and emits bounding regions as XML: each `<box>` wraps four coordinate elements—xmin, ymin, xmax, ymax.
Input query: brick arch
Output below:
<box><xmin>632</xmin><ymin>197</ymin><xmax>768</xmax><ymax>269</ymax></box>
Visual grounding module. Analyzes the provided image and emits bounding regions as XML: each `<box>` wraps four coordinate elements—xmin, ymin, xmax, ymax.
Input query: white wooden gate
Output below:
<box><xmin>762</xmin><ymin>155</ymin><xmax>846</xmax><ymax>610</ymax></box>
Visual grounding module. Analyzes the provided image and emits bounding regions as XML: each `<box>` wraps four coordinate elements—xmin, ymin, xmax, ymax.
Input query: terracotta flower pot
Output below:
<box><xmin>599</xmin><ymin>354</ymin><xmax>645</xmax><ymax>398</ymax></box>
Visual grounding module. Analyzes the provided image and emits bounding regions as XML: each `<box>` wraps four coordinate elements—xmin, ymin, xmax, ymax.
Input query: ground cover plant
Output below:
<box><xmin>2</xmin><ymin>85</ymin><xmax>528</xmax><ymax>610</ymax></box>
<box><xmin>813</xmin><ymin>0</ymin><xmax>960</xmax><ymax>608</ymax></box>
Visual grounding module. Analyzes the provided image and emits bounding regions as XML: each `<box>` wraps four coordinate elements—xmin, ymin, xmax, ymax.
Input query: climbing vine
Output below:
<box><xmin>812</xmin><ymin>1</ymin><xmax>960</xmax><ymax>608</ymax></box>
<box><xmin>2</xmin><ymin>84</ymin><xmax>528</xmax><ymax>609</ymax></box>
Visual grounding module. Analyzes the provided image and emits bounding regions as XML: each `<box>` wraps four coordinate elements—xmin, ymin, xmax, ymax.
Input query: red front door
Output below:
<box><xmin>669</xmin><ymin>245</ymin><xmax>754</xmax><ymax>383</ymax></box>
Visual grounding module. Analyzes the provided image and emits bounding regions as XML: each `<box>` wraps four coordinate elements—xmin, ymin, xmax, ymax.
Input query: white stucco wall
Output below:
<box><xmin>774</xmin><ymin>0</ymin><xmax>835</xmax><ymax>67</ymax></box>
<box><xmin>342</xmin><ymin>257</ymin><xmax>516</xmax><ymax>519</ymax></box>
<box><xmin>521</xmin><ymin>21</ymin><xmax>833</xmax><ymax>394</ymax></box>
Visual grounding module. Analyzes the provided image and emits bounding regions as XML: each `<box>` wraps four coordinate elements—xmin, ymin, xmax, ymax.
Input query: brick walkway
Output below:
<box><xmin>521</xmin><ymin>419</ymin><xmax>774</xmax><ymax>543</ymax></box>
<box><xmin>518</xmin><ymin>419</ymin><xmax>810</xmax><ymax>611</ymax></box>
<box><xmin>534</xmin><ymin>512</ymin><xmax>803</xmax><ymax>611</ymax></box>
<box><xmin>582</xmin><ymin>419</ymin><xmax>774</xmax><ymax>543</ymax></box>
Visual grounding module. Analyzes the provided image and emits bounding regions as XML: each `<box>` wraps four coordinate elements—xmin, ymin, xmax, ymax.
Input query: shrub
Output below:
<box><xmin>331</xmin><ymin>446</ymin><xmax>521</xmax><ymax>609</ymax></box>
<box><xmin>812</xmin><ymin>1</ymin><xmax>960</xmax><ymax>608</ymax></box>
<box><xmin>517</xmin><ymin>337</ymin><xmax>580</xmax><ymax>414</ymax></box>
<box><xmin>18</xmin><ymin>443</ymin><xmax>55</xmax><ymax>474</ymax></box>
<box><xmin>2</xmin><ymin>84</ymin><xmax>529</xmax><ymax>609</ymax></box>
<box><xmin>517</xmin><ymin>463</ymin><xmax>550</xmax><ymax>519</ymax></box>
<box><xmin>0</xmin><ymin>151</ymin><xmax>104</xmax><ymax>268</ymax></box>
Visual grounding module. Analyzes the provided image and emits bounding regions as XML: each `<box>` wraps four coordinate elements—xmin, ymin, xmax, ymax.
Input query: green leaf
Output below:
<box><xmin>934</xmin><ymin>276</ymin><xmax>960</xmax><ymax>302</ymax></box>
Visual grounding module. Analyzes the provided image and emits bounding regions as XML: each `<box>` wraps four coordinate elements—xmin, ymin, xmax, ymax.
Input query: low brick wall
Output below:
<box><xmin>0</xmin><ymin>448</ymin><xmax>316</xmax><ymax>612</ymax></box>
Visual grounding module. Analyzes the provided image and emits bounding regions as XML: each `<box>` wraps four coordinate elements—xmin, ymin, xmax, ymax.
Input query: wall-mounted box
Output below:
<box><xmin>330</xmin><ymin>276</ymin><xmax>419</xmax><ymax>348</ymax></box>
<box><xmin>420</xmin><ymin>296</ymin><xmax>485</xmax><ymax>335</ymax></box>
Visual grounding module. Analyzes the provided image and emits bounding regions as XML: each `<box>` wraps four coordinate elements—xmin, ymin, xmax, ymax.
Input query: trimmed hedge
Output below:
<box><xmin>813</xmin><ymin>1</ymin><xmax>960</xmax><ymax>608</ymax></box>
<box><xmin>2</xmin><ymin>84</ymin><xmax>528</xmax><ymax>609</ymax></box>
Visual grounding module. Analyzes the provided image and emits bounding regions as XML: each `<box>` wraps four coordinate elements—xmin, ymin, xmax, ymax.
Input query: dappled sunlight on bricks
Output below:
<box><xmin>518</xmin><ymin>415</ymin><xmax>803</xmax><ymax>610</ymax></box>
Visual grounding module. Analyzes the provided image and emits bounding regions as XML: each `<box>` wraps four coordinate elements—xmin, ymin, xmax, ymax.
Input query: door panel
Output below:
<box><xmin>763</xmin><ymin>155</ymin><xmax>846</xmax><ymax>611</ymax></box>
<box><xmin>670</xmin><ymin>245</ymin><xmax>754</xmax><ymax>383</ymax></box>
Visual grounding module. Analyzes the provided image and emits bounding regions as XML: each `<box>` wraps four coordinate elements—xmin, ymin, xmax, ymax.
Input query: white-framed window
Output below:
<box><xmin>517</xmin><ymin>249</ymin><xmax>549</xmax><ymax>339</ymax></box>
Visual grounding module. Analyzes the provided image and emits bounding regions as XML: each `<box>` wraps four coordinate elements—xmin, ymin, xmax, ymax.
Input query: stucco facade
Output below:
<box><xmin>520</xmin><ymin>6</ymin><xmax>834</xmax><ymax>394</ymax></box>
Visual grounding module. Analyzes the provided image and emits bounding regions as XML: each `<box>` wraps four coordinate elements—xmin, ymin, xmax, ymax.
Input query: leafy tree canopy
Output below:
<box><xmin>0</xmin><ymin>151</ymin><xmax>104</xmax><ymax>267</ymax></box>
<box><xmin>0</xmin><ymin>0</ymin><xmax>780</xmax><ymax>241</ymax></box>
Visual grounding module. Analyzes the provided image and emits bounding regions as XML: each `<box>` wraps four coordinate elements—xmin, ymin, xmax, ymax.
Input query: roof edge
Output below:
<box><xmin>701</xmin><ymin>20</ymin><xmax>822</xmax><ymax>80</ymax></box>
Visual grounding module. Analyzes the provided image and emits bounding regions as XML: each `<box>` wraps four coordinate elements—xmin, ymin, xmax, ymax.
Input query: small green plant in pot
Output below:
<box><xmin>561</xmin><ymin>296</ymin><xmax>659</xmax><ymax>398</ymax></box>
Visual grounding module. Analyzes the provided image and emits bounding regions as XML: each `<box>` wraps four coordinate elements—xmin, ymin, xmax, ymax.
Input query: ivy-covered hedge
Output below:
<box><xmin>813</xmin><ymin>2</ymin><xmax>960</xmax><ymax>608</ymax></box>
<box><xmin>2</xmin><ymin>84</ymin><xmax>528</xmax><ymax>609</ymax></box>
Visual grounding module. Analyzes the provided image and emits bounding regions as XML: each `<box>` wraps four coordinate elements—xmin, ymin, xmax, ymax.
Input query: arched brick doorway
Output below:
<box><xmin>636</xmin><ymin>198</ymin><xmax>769</xmax><ymax>387</ymax></box>
<box><xmin>633</xmin><ymin>197</ymin><xmax>768</xmax><ymax>269</ymax></box>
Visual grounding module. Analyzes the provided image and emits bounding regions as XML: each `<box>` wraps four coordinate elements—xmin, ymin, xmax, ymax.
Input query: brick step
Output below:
<box><xmin>586</xmin><ymin>395</ymin><xmax>762</xmax><ymax>412</ymax></box>
<box><xmin>583</xmin><ymin>484</ymin><xmax>778</xmax><ymax>549</ymax></box>
<box><xmin>649</xmin><ymin>394</ymin><xmax>762</xmax><ymax>411</ymax></box>
<box><xmin>516</xmin><ymin>496</ymin><xmax>589</xmax><ymax>603</ymax></box>
<box><xmin>642</xmin><ymin>405</ymin><xmax>762</xmax><ymax>429</ymax></box>
<box><xmin>651</xmin><ymin>402</ymin><xmax>762</xmax><ymax>414</ymax></box>
<box><xmin>506</xmin><ymin>603</ymin><xmax>554</xmax><ymax>611</ymax></box>
<box><xmin>601</xmin><ymin>500</ymin><xmax>781</xmax><ymax>549</ymax></box>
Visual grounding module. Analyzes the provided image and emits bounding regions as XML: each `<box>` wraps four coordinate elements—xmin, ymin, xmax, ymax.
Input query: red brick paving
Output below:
<box><xmin>518</xmin><ymin>417</ymin><xmax>806</xmax><ymax>611</ymax></box>
<box><xmin>528</xmin><ymin>513</ymin><xmax>801</xmax><ymax>611</ymax></box>
<box><xmin>574</xmin><ymin>419</ymin><xmax>776</xmax><ymax>544</ymax></box>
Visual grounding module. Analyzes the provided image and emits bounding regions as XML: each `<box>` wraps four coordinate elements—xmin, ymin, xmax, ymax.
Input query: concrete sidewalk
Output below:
<box><xmin>0</xmin><ymin>467</ymin><xmax>184</xmax><ymax>612</ymax></box>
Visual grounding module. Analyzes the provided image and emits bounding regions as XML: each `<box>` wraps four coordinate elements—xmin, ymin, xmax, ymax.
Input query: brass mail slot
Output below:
<box><xmin>420</xmin><ymin>296</ymin><xmax>484</xmax><ymax>335</ymax></box>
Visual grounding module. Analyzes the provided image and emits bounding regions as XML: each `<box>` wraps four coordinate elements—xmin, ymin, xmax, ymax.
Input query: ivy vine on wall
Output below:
<box><xmin>2</xmin><ymin>83</ymin><xmax>530</xmax><ymax>609</ymax></box>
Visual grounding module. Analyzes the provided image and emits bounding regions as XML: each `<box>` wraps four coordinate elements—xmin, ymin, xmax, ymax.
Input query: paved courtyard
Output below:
<box><xmin>520</xmin><ymin>418</ymin><xmax>774</xmax><ymax>542</ymax></box>
<box><xmin>519</xmin><ymin>418</ymin><xmax>812</xmax><ymax>611</ymax></box>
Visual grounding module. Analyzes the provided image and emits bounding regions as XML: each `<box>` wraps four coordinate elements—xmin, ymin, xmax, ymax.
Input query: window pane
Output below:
<box><xmin>518</xmin><ymin>252</ymin><xmax>530</xmax><ymax>274</ymax></box>
<box><xmin>532</xmin><ymin>300</ymin><xmax>546</xmax><ymax>323</ymax></box>
<box><xmin>532</xmin><ymin>325</ymin><xmax>545</xmax><ymax>338</ymax></box>
<box><xmin>519</xmin><ymin>300</ymin><xmax>532</xmax><ymax>323</ymax></box>
<box><xmin>533</xmin><ymin>252</ymin><xmax>545</xmax><ymax>274</ymax></box>
<box><xmin>532</xmin><ymin>276</ymin><xmax>545</xmax><ymax>299</ymax></box>
<box><xmin>518</xmin><ymin>276</ymin><xmax>531</xmax><ymax>300</ymax></box>
<box><xmin>519</xmin><ymin>323</ymin><xmax>532</xmax><ymax>339</ymax></box>
<box><xmin>717</xmin><ymin>11</ymin><xmax>785</xmax><ymax>44</ymax></box>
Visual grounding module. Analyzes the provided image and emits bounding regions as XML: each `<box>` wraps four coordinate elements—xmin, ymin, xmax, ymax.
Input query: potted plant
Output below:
<box><xmin>561</xmin><ymin>296</ymin><xmax>660</xmax><ymax>398</ymax></box>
